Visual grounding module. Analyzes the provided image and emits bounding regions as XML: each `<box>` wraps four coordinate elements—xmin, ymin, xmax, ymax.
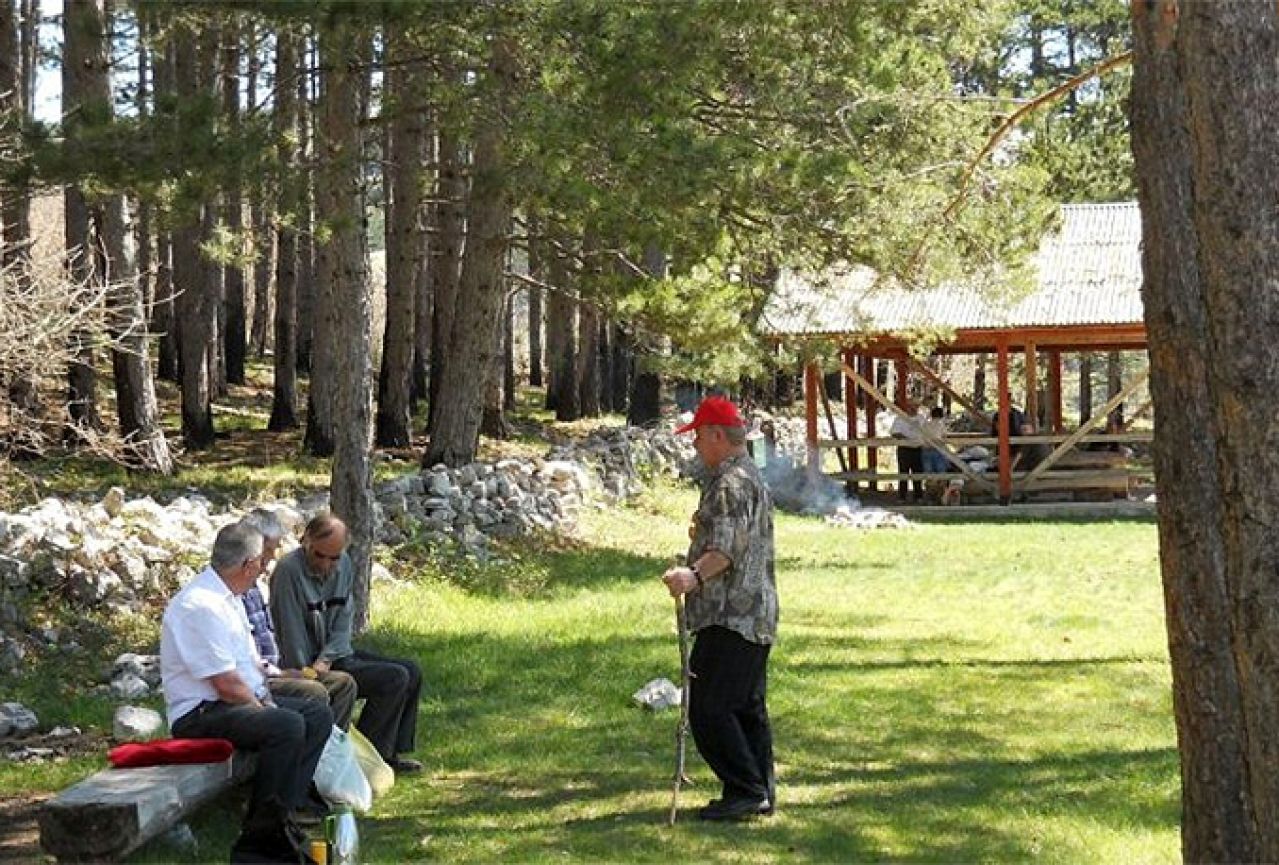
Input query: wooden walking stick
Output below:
<box><xmin>668</xmin><ymin>593</ymin><xmax>694</xmax><ymax>825</ymax></box>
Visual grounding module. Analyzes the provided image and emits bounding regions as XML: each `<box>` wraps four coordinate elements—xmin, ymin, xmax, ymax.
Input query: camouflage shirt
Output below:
<box><xmin>685</xmin><ymin>451</ymin><xmax>779</xmax><ymax>645</ymax></box>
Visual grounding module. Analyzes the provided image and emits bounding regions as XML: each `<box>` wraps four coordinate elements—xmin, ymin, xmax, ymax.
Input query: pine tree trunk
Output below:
<box><xmin>972</xmin><ymin>353</ymin><xmax>987</xmax><ymax>412</ymax></box>
<box><xmin>411</xmin><ymin>107</ymin><xmax>435</xmax><ymax>410</ymax></box>
<box><xmin>62</xmin><ymin>0</ymin><xmax>105</xmax><ymax>435</ymax></box>
<box><xmin>376</xmin><ymin>31</ymin><xmax>424</xmax><ymax>448</ymax></box>
<box><xmin>247</xmin><ymin>24</ymin><xmax>274</xmax><ymax>358</ymax></box>
<box><xmin>103</xmin><ymin>194</ymin><xmax>172</xmax><ymax>473</ymax></box>
<box><xmin>1131</xmin><ymin>2</ymin><xmax>1275</xmax><ymax>859</ymax></box>
<box><xmin>528</xmin><ymin>285</ymin><xmax>543</xmax><ymax>387</ymax></box>
<box><xmin>1106</xmin><ymin>349</ymin><xmax>1123</xmax><ymax>428</ymax></box>
<box><xmin>503</xmin><ymin>291</ymin><xmax>516</xmax><ymax>412</ymax></box>
<box><xmin>545</xmin><ymin>266</ymin><xmax>579</xmax><ymax>420</ymax></box>
<box><xmin>577</xmin><ymin>301</ymin><xmax>601</xmax><ymax>417</ymax></box>
<box><xmin>172</xmin><ymin>19</ymin><xmax>215</xmax><ymax>449</ymax></box>
<box><xmin>268</xmin><ymin>29</ymin><xmax>300</xmax><ymax>432</ymax></box>
<box><xmin>427</xmin><ymin>124</ymin><xmax>466</xmax><ymax>436</ymax></box>
<box><xmin>152</xmin><ymin>39</ymin><xmax>178</xmax><ymax>383</ymax></box>
<box><xmin>609</xmin><ymin>322</ymin><xmax>630</xmax><ymax>414</ymax></box>
<box><xmin>1079</xmin><ymin>352</ymin><xmax>1093</xmax><ymax>423</ymax></box>
<box><xmin>221</xmin><ymin>19</ymin><xmax>246</xmax><ymax>386</ymax></box>
<box><xmin>2</xmin><ymin>0</ymin><xmax>39</xmax><ymax>432</ymax></box>
<box><xmin>626</xmin><ymin>244</ymin><xmax>666</xmax><ymax>425</ymax></box>
<box><xmin>318</xmin><ymin>16</ymin><xmax>375</xmax><ymax>632</ymax></box>
<box><xmin>295</xmin><ymin>41</ymin><xmax>316</xmax><ymax>375</ymax></box>
<box><xmin>424</xmin><ymin>37</ymin><xmax>514</xmax><ymax>467</ymax></box>
<box><xmin>481</xmin><ymin>304</ymin><xmax>510</xmax><ymax>439</ymax></box>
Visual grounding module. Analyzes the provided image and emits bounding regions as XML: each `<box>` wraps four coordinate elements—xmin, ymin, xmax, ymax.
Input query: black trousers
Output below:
<box><xmin>333</xmin><ymin>648</ymin><xmax>422</xmax><ymax>760</ymax></box>
<box><xmin>171</xmin><ymin>695</ymin><xmax>331</xmax><ymax>817</ymax></box>
<box><xmin>897</xmin><ymin>445</ymin><xmax>923</xmax><ymax>499</ymax></box>
<box><xmin>689</xmin><ymin>625</ymin><xmax>774</xmax><ymax>804</ymax></box>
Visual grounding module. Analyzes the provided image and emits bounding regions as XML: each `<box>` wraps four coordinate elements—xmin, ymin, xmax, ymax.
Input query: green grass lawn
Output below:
<box><xmin>23</xmin><ymin>480</ymin><xmax>1176</xmax><ymax>863</ymax></box>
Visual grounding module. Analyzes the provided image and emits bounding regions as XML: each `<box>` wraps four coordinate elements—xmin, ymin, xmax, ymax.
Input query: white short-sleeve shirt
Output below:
<box><xmin>160</xmin><ymin>566</ymin><xmax>267</xmax><ymax>726</ymax></box>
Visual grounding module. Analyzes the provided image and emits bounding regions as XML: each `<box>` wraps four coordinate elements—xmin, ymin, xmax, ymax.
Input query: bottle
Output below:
<box><xmin>325</xmin><ymin>807</ymin><xmax>359</xmax><ymax>865</ymax></box>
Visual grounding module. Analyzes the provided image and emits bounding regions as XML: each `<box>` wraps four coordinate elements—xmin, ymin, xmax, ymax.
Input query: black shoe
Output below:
<box><xmin>697</xmin><ymin>796</ymin><xmax>770</xmax><ymax>821</ymax></box>
<box><xmin>390</xmin><ymin>756</ymin><xmax>423</xmax><ymax>774</ymax></box>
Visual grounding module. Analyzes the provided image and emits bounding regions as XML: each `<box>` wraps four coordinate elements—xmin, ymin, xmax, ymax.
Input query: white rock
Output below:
<box><xmin>0</xmin><ymin>702</ymin><xmax>39</xmax><ymax>738</ymax></box>
<box><xmin>110</xmin><ymin>672</ymin><xmax>150</xmax><ymax>700</ymax></box>
<box><xmin>632</xmin><ymin>678</ymin><xmax>682</xmax><ymax>712</ymax></box>
<box><xmin>102</xmin><ymin>487</ymin><xmax>127</xmax><ymax>518</ymax></box>
<box><xmin>113</xmin><ymin>705</ymin><xmax>164</xmax><ymax>741</ymax></box>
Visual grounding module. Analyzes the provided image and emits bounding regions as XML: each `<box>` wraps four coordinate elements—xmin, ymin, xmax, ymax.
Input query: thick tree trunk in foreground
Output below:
<box><xmin>1131</xmin><ymin>1</ymin><xmax>1279</xmax><ymax>860</ymax></box>
<box><xmin>318</xmin><ymin>18</ymin><xmax>375</xmax><ymax>630</ymax></box>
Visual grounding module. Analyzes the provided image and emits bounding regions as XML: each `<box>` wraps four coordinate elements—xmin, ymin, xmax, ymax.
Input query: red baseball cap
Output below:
<box><xmin>675</xmin><ymin>396</ymin><xmax>746</xmax><ymax>434</ymax></box>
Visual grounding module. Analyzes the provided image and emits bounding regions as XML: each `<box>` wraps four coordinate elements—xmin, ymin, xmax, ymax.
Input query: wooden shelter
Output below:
<box><xmin>760</xmin><ymin>202</ymin><xmax>1152</xmax><ymax>503</ymax></box>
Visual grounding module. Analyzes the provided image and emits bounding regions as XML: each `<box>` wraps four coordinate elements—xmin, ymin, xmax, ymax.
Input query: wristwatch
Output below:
<box><xmin>691</xmin><ymin>563</ymin><xmax>704</xmax><ymax>590</ymax></box>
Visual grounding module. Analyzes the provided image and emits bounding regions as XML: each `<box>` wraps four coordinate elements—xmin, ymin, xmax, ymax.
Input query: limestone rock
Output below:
<box><xmin>0</xmin><ymin>702</ymin><xmax>39</xmax><ymax>738</ymax></box>
<box><xmin>113</xmin><ymin>705</ymin><xmax>164</xmax><ymax>741</ymax></box>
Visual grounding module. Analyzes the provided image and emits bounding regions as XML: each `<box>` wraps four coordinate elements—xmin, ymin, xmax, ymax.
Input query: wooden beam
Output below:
<box><xmin>843</xmin><ymin>348</ymin><xmax>859</xmax><ymax>492</ymax></box>
<box><xmin>905</xmin><ymin>357</ymin><xmax>989</xmax><ymax>428</ymax></box>
<box><xmin>996</xmin><ymin>338</ymin><xmax>1011</xmax><ymax>501</ymax></box>
<box><xmin>1021</xmin><ymin>367</ymin><xmax>1150</xmax><ymax>488</ymax></box>
<box><xmin>839</xmin><ymin>361</ymin><xmax>993</xmax><ymax>489</ymax></box>
<box><xmin>816</xmin><ymin>371</ymin><xmax>849</xmax><ymax>474</ymax></box>
<box><xmin>804</xmin><ymin>362</ymin><xmax>819</xmax><ymax>479</ymax></box>
<box><xmin>862</xmin><ymin>355</ymin><xmax>878</xmax><ymax>484</ymax></box>
<box><xmin>817</xmin><ymin>432</ymin><xmax>1153</xmax><ymax>449</ymax></box>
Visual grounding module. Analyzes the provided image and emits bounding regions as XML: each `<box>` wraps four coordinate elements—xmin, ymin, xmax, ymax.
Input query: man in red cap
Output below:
<box><xmin>663</xmin><ymin>395</ymin><xmax>778</xmax><ymax>821</ymax></box>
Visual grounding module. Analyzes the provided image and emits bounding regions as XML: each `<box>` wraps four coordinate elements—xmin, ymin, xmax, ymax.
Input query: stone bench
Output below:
<box><xmin>38</xmin><ymin>752</ymin><xmax>254</xmax><ymax>863</ymax></box>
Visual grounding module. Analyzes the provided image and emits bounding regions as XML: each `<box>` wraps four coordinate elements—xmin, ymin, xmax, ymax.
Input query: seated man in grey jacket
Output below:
<box><xmin>270</xmin><ymin>513</ymin><xmax>423</xmax><ymax>773</ymax></box>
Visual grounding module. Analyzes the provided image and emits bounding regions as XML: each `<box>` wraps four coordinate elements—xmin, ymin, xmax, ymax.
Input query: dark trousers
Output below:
<box><xmin>897</xmin><ymin>445</ymin><xmax>923</xmax><ymax>499</ymax></box>
<box><xmin>171</xmin><ymin>695</ymin><xmax>332</xmax><ymax>817</ymax></box>
<box><xmin>689</xmin><ymin>625</ymin><xmax>774</xmax><ymax>804</ymax></box>
<box><xmin>333</xmin><ymin>648</ymin><xmax>422</xmax><ymax>760</ymax></box>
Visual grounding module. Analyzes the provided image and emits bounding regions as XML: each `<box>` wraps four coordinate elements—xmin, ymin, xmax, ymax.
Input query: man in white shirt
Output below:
<box><xmin>161</xmin><ymin>522</ymin><xmax>332</xmax><ymax>862</ymax></box>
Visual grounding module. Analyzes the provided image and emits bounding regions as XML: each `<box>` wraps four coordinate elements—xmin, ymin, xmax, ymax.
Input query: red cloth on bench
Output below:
<box><xmin>108</xmin><ymin>738</ymin><xmax>235</xmax><ymax>768</ymax></box>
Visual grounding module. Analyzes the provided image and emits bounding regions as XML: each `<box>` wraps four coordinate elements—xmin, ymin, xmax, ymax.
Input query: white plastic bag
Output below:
<box><xmin>313</xmin><ymin>726</ymin><xmax>372</xmax><ymax>812</ymax></box>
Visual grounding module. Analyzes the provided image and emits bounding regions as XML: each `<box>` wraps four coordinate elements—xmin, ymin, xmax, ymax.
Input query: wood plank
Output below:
<box><xmin>817</xmin><ymin>432</ymin><xmax>1152</xmax><ymax>448</ymax></box>
<box><xmin>905</xmin><ymin>357</ymin><xmax>990</xmax><ymax>429</ymax></box>
<box><xmin>39</xmin><ymin>754</ymin><xmax>255</xmax><ymax>863</ymax></box>
<box><xmin>839</xmin><ymin>361</ymin><xmax>993</xmax><ymax>489</ymax></box>
<box><xmin>1021</xmin><ymin>368</ymin><xmax>1150</xmax><ymax>488</ymax></box>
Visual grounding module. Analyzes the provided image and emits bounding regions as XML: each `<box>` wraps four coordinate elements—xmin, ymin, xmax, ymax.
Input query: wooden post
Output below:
<box><xmin>843</xmin><ymin>347</ymin><xmax>858</xmax><ymax>492</ymax></box>
<box><xmin>1048</xmin><ymin>349</ymin><xmax>1063</xmax><ymax>433</ymax></box>
<box><xmin>804</xmin><ymin>361</ymin><xmax>820</xmax><ymax>481</ymax></box>
<box><xmin>894</xmin><ymin>356</ymin><xmax>909</xmax><ymax>408</ymax></box>
<box><xmin>996</xmin><ymin>338</ymin><xmax>1012</xmax><ymax>503</ymax></box>
<box><xmin>1024</xmin><ymin>342</ymin><xmax>1039</xmax><ymax>429</ymax></box>
<box><xmin>862</xmin><ymin>355</ymin><xmax>877</xmax><ymax>487</ymax></box>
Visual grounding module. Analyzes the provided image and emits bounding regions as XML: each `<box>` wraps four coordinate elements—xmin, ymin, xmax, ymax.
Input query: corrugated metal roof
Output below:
<box><xmin>760</xmin><ymin>202</ymin><xmax>1144</xmax><ymax>336</ymax></box>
